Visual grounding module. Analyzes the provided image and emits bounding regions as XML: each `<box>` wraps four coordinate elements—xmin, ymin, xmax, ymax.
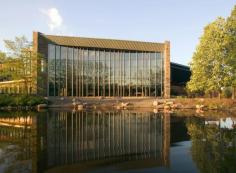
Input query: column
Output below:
<box><xmin>164</xmin><ymin>41</ymin><xmax>170</xmax><ymax>98</ymax></box>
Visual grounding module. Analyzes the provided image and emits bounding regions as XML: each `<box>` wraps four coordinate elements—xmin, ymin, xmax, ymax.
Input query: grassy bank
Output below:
<box><xmin>0</xmin><ymin>94</ymin><xmax>48</xmax><ymax>107</ymax></box>
<box><xmin>175</xmin><ymin>98</ymin><xmax>236</xmax><ymax>110</ymax></box>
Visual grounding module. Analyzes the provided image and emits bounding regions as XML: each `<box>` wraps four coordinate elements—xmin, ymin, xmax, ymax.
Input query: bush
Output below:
<box><xmin>17</xmin><ymin>95</ymin><xmax>29</xmax><ymax>106</ymax></box>
<box><xmin>0</xmin><ymin>94</ymin><xmax>15</xmax><ymax>106</ymax></box>
<box><xmin>27</xmin><ymin>95</ymin><xmax>47</xmax><ymax>106</ymax></box>
<box><xmin>0</xmin><ymin>94</ymin><xmax>47</xmax><ymax>107</ymax></box>
<box><xmin>222</xmin><ymin>87</ymin><xmax>232</xmax><ymax>98</ymax></box>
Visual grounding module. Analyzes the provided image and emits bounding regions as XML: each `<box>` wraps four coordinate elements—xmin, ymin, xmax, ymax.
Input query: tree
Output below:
<box><xmin>0</xmin><ymin>36</ymin><xmax>42</xmax><ymax>95</ymax></box>
<box><xmin>225</xmin><ymin>5</ymin><xmax>236</xmax><ymax>99</ymax></box>
<box><xmin>187</xmin><ymin>17</ymin><xmax>230</xmax><ymax>98</ymax></box>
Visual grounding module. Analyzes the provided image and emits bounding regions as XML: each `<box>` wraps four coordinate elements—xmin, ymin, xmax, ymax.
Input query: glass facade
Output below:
<box><xmin>48</xmin><ymin>44</ymin><xmax>164</xmax><ymax>97</ymax></box>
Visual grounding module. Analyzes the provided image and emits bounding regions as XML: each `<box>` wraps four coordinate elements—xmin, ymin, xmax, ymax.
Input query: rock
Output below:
<box><xmin>196</xmin><ymin>109</ymin><xmax>204</xmax><ymax>114</ymax></box>
<box><xmin>164</xmin><ymin>105</ymin><xmax>170</xmax><ymax>109</ymax></box>
<box><xmin>153</xmin><ymin>100</ymin><xmax>158</xmax><ymax>106</ymax></box>
<box><xmin>37</xmin><ymin>104</ymin><xmax>48</xmax><ymax>109</ymax></box>
<box><xmin>196</xmin><ymin>104</ymin><xmax>204</xmax><ymax>109</ymax></box>
<box><xmin>153</xmin><ymin>109</ymin><xmax>158</xmax><ymax>113</ymax></box>
<box><xmin>121</xmin><ymin>102</ymin><xmax>130</xmax><ymax>107</ymax></box>
<box><xmin>78</xmin><ymin>104</ymin><xmax>83</xmax><ymax>110</ymax></box>
<box><xmin>165</xmin><ymin>101</ymin><xmax>174</xmax><ymax>105</ymax></box>
<box><xmin>156</xmin><ymin>105</ymin><xmax>163</xmax><ymax>109</ymax></box>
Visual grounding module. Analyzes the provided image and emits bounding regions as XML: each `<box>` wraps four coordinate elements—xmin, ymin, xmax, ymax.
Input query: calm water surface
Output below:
<box><xmin>0</xmin><ymin>110</ymin><xmax>235</xmax><ymax>173</ymax></box>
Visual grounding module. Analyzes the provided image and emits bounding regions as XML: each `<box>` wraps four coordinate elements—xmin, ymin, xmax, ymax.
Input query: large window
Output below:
<box><xmin>48</xmin><ymin>44</ymin><xmax>163</xmax><ymax>97</ymax></box>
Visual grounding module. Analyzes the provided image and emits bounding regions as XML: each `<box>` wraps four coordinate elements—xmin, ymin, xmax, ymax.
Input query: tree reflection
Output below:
<box><xmin>187</xmin><ymin>118</ymin><xmax>236</xmax><ymax>173</ymax></box>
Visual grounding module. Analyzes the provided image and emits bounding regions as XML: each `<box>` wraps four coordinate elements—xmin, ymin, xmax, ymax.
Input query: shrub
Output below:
<box><xmin>0</xmin><ymin>94</ymin><xmax>15</xmax><ymax>106</ymax></box>
<box><xmin>27</xmin><ymin>96</ymin><xmax>47</xmax><ymax>106</ymax></box>
<box><xmin>0</xmin><ymin>94</ymin><xmax>47</xmax><ymax>107</ymax></box>
<box><xmin>222</xmin><ymin>87</ymin><xmax>232</xmax><ymax>98</ymax></box>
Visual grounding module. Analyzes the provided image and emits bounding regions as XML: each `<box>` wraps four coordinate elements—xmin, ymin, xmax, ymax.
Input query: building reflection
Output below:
<box><xmin>0</xmin><ymin>110</ymin><xmax>170</xmax><ymax>173</ymax></box>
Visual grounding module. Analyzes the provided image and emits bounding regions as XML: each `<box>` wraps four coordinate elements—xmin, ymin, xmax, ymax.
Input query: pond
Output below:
<box><xmin>0</xmin><ymin>109</ymin><xmax>235</xmax><ymax>173</ymax></box>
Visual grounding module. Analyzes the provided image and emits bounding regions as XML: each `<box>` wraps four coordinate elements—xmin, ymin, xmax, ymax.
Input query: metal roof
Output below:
<box><xmin>44</xmin><ymin>34</ymin><xmax>165</xmax><ymax>52</ymax></box>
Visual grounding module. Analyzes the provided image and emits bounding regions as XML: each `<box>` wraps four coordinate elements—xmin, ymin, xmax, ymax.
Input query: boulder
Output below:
<box><xmin>196</xmin><ymin>104</ymin><xmax>205</xmax><ymax>110</ymax></box>
<box><xmin>78</xmin><ymin>104</ymin><xmax>83</xmax><ymax>110</ymax></box>
<box><xmin>37</xmin><ymin>104</ymin><xmax>48</xmax><ymax>109</ymax></box>
<box><xmin>153</xmin><ymin>100</ymin><xmax>158</xmax><ymax>106</ymax></box>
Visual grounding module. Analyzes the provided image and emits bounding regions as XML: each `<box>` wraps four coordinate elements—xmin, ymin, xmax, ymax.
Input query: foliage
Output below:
<box><xmin>187</xmin><ymin>5</ymin><xmax>236</xmax><ymax>98</ymax></box>
<box><xmin>187</xmin><ymin>17</ymin><xmax>230</xmax><ymax>96</ymax></box>
<box><xmin>0</xmin><ymin>36</ymin><xmax>44</xmax><ymax>95</ymax></box>
<box><xmin>0</xmin><ymin>94</ymin><xmax>47</xmax><ymax>107</ymax></box>
<box><xmin>186</xmin><ymin>118</ymin><xmax>236</xmax><ymax>173</ymax></box>
<box><xmin>0</xmin><ymin>94</ymin><xmax>15</xmax><ymax>106</ymax></box>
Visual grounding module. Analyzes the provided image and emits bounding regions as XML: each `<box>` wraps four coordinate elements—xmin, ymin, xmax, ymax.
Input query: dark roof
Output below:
<box><xmin>171</xmin><ymin>62</ymin><xmax>190</xmax><ymax>71</ymax></box>
<box><xmin>43</xmin><ymin>34</ymin><xmax>165</xmax><ymax>52</ymax></box>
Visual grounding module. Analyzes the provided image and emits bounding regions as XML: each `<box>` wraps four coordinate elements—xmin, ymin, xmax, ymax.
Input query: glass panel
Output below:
<box><xmin>124</xmin><ymin>52</ymin><xmax>130</xmax><ymax>96</ymax></box>
<box><xmin>77</xmin><ymin>49</ymin><xmax>82</xmax><ymax>97</ymax></box>
<box><xmin>88</xmin><ymin>50</ymin><xmax>95</xmax><ymax>96</ymax></box>
<box><xmin>60</xmin><ymin>47</ymin><xmax>67</xmax><ymax>96</ymax></box>
<box><xmin>156</xmin><ymin>52</ymin><xmax>162</xmax><ymax>96</ymax></box>
<box><xmin>105</xmin><ymin>51</ymin><xmax>110</xmax><ymax>96</ymax></box>
<box><xmin>137</xmin><ymin>52</ymin><xmax>143</xmax><ymax>96</ymax></box>
<box><xmin>67</xmin><ymin>48</ymin><xmax>73</xmax><ymax>96</ymax></box>
<box><xmin>130</xmin><ymin>52</ymin><xmax>136</xmax><ymax>96</ymax></box>
<box><xmin>95</xmin><ymin>50</ymin><xmax>99</xmax><ymax>96</ymax></box>
<box><xmin>150</xmin><ymin>52</ymin><xmax>156</xmax><ymax>96</ymax></box>
<box><xmin>55</xmin><ymin>46</ymin><xmax>60</xmax><ymax>96</ymax></box>
<box><xmin>110</xmin><ymin>51</ymin><xmax>115</xmax><ymax>96</ymax></box>
<box><xmin>83</xmin><ymin>50</ymin><xmax>88</xmax><ymax>96</ymax></box>
<box><xmin>99</xmin><ymin>50</ymin><xmax>106</xmax><ymax>96</ymax></box>
<box><xmin>48</xmin><ymin>44</ymin><xmax>55</xmax><ymax>96</ymax></box>
<box><xmin>143</xmin><ymin>53</ymin><xmax>149</xmax><ymax>96</ymax></box>
<box><xmin>73</xmin><ymin>48</ymin><xmax>78</xmax><ymax>96</ymax></box>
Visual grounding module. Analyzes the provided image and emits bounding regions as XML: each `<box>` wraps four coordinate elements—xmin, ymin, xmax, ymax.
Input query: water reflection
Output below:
<box><xmin>0</xmin><ymin>110</ymin><xmax>236</xmax><ymax>173</ymax></box>
<box><xmin>187</xmin><ymin>117</ymin><xmax>236</xmax><ymax>173</ymax></box>
<box><xmin>40</xmin><ymin>110</ymin><xmax>170</xmax><ymax>173</ymax></box>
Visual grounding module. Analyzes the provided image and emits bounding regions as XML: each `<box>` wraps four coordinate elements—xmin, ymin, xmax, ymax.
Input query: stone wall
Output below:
<box><xmin>164</xmin><ymin>41</ymin><xmax>170</xmax><ymax>98</ymax></box>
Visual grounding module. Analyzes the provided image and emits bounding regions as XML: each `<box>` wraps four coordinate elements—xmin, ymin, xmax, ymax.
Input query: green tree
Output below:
<box><xmin>1</xmin><ymin>36</ymin><xmax>42</xmax><ymax>95</ymax></box>
<box><xmin>187</xmin><ymin>18</ymin><xmax>230</xmax><ymax>98</ymax></box>
<box><xmin>225</xmin><ymin>5</ymin><xmax>236</xmax><ymax>99</ymax></box>
<box><xmin>0</xmin><ymin>51</ymin><xmax>7</xmax><ymax>81</ymax></box>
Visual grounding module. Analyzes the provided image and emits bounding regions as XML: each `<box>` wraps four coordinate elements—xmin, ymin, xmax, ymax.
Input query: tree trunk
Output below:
<box><xmin>218</xmin><ymin>91</ymin><xmax>221</xmax><ymax>99</ymax></box>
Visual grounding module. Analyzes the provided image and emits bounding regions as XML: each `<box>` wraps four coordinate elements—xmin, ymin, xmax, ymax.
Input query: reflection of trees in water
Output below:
<box><xmin>0</xmin><ymin>112</ymin><xmax>37</xmax><ymax>173</ymax></box>
<box><xmin>186</xmin><ymin>118</ymin><xmax>236</xmax><ymax>173</ymax></box>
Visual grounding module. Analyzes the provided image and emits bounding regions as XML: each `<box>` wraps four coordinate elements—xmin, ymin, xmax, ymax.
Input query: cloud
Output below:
<box><xmin>41</xmin><ymin>8</ymin><xmax>63</xmax><ymax>31</ymax></box>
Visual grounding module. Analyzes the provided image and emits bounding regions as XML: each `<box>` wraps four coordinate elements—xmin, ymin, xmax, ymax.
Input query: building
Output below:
<box><xmin>0</xmin><ymin>32</ymin><xmax>171</xmax><ymax>97</ymax></box>
<box><xmin>33</xmin><ymin>32</ymin><xmax>171</xmax><ymax>98</ymax></box>
<box><xmin>171</xmin><ymin>62</ymin><xmax>191</xmax><ymax>95</ymax></box>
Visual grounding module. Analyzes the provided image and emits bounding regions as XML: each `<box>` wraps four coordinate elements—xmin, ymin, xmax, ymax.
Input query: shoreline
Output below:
<box><xmin>1</xmin><ymin>97</ymin><xmax>236</xmax><ymax>113</ymax></box>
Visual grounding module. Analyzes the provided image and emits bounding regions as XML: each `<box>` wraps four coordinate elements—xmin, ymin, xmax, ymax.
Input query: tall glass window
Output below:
<box><xmin>48</xmin><ymin>44</ymin><xmax>164</xmax><ymax>97</ymax></box>
<box><xmin>48</xmin><ymin>44</ymin><xmax>55</xmax><ymax>96</ymax></box>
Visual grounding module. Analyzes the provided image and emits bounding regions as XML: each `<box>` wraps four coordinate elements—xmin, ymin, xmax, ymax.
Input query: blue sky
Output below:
<box><xmin>0</xmin><ymin>0</ymin><xmax>235</xmax><ymax>65</ymax></box>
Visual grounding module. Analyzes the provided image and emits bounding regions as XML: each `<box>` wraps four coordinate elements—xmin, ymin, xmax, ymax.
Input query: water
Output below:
<box><xmin>0</xmin><ymin>109</ymin><xmax>235</xmax><ymax>173</ymax></box>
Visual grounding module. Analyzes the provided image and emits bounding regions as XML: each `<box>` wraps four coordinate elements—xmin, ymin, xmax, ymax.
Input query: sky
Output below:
<box><xmin>0</xmin><ymin>0</ymin><xmax>235</xmax><ymax>65</ymax></box>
